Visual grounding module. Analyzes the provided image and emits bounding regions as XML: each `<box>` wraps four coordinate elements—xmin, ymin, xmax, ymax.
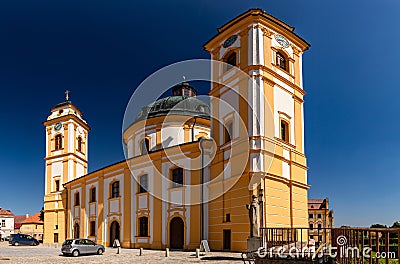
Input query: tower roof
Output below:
<box><xmin>204</xmin><ymin>8</ymin><xmax>310</xmax><ymax>52</ymax></box>
<box><xmin>44</xmin><ymin>91</ymin><xmax>90</xmax><ymax>130</ymax></box>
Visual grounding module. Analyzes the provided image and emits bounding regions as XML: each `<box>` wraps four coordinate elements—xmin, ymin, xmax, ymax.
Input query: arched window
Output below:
<box><xmin>224</xmin><ymin>51</ymin><xmax>237</xmax><ymax>71</ymax></box>
<box><xmin>90</xmin><ymin>187</ymin><xmax>96</xmax><ymax>203</ymax></box>
<box><xmin>276</xmin><ymin>51</ymin><xmax>287</xmax><ymax>71</ymax></box>
<box><xmin>77</xmin><ymin>137</ymin><xmax>83</xmax><ymax>152</ymax></box>
<box><xmin>55</xmin><ymin>134</ymin><xmax>63</xmax><ymax>150</ymax></box>
<box><xmin>171</xmin><ymin>168</ymin><xmax>183</xmax><ymax>188</ymax></box>
<box><xmin>111</xmin><ymin>181</ymin><xmax>120</xmax><ymax>198</ymax></box>
<box><xmin>74</xmin><ymin>192</ymin><xmax>80</xmax><ymax>206</ymax></box>
<box><xmin>139</xmin><ymin>174</ymin><xmax>148</xmax><ymax>193</ymax></box>
<box><xmin>224</xmin><ymin>121</ymin><xmax>233</xmax><ymax>144</ymax></box>
<box><xmin>139</xmin><ymin>217</ymin><xmax>148</xmax><ymax>237</ymax></box>
<box><xmin>280</xmin><ymin>120</ymin><xmax>289</xmax><ymax>142</ymax></box>
<box><xmin>140</xmin><ymin>138</ymin><xmax>150</xmax><ymax>155</ymax></box>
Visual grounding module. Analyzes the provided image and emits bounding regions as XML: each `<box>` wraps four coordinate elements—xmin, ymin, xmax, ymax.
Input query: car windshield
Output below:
<box><xmin>62</xmin><ymin>240</ymin><xmax>73</xmax><ymax>245</ymax></box>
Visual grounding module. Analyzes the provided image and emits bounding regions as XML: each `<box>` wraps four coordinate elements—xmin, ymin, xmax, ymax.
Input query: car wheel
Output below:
<box><xmin>14</xmin><ymin>242</ymin><xmax>19</xmax><ymax>246</ymax></box>
<box><xmin>97</xmin><ymin>248</ymin><xmax>104</xmax><ymax>255</ymax></box>
<box><xmin>72</xmin><ymin>250</ymin><xmax>80</xmax><ymax>257</ymax></box>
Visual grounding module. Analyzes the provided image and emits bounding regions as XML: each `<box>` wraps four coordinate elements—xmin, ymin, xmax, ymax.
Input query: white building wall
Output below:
<box><xmin>0</xmin><ymin>216</ymin><xmax>14</xmax><ymax>237</ymax></box>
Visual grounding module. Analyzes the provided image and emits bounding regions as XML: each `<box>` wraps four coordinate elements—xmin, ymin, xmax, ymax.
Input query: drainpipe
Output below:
<box><xmin>65</xmin><ymin>186</ymin><xmax>68</xmax><ymax>240</ymax></box>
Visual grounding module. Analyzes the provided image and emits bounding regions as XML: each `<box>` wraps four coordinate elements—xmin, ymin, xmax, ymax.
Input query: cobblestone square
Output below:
<box><xmin>0</xmin><ymin>242</ymin><xmax>243</xmax><ymax>264</ymax></box>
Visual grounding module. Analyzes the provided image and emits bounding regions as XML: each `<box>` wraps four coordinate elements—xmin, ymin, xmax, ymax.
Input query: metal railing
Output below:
<box><xmin>259</xmin><ymin>227</ymin><xmax>400</xmax><ymax>264</ymax></box>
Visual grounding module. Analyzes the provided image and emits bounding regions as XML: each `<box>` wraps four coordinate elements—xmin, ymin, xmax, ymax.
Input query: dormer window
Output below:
<box><xmin>276</xmin><ymin>51</ymin><xmax>287</xmax><ymax>71</ymax></box>
<box><xmin>55</xmin><ymin>134</ymin><xmax>63</xmax><ymax>150</ymax></box>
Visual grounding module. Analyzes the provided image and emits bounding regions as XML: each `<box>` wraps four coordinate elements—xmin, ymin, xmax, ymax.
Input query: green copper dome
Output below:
<box><xmin>133</xmin><ymin>83</ymin><xmax>210</xmax><ymax>123</ymax></box>
<box><xmin>134</xmin><ymin>95</ymin><xmax>210</xmax><ymax>123</ymax></box>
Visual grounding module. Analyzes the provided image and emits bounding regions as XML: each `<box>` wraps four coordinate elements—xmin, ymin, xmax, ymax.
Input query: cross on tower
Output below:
<box><xmin>65</xmin><ymin>90</ymin><xmax>70</xmax><ymax>101</ymax></box>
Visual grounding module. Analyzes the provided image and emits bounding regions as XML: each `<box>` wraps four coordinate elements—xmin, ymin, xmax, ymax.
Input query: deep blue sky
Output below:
<box><xmin>0</xmin><ymin>0</ymin><xmax>399</xmax><ymax>227</ymax></box>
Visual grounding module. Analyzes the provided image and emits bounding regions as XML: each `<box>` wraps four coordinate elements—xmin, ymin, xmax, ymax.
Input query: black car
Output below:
<box><xmin>9</xmin><ymin>234</ymin><xmax>39</xmax><ymax>246</ymax></box>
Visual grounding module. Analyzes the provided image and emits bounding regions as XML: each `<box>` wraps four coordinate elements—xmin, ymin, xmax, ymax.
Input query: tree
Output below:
<box><xmin>370</xmin><ymin>224</ymin><xmax>387</xmax><ymax>228</ymax></box>
<box><xmin>39</xmin><ymin>207</ymin><xmax>44</xmax><ymax>222</ymax></box>
<box><xmin>391</xmin><ymin>221</ymin><xmax>400</xmax><ymax>228</ymax></box>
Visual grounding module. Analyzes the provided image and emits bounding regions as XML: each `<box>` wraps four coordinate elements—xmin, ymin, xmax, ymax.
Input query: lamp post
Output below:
<box><xmin>258</xmin><ymin>188</ymin><xmax>264</xmax><ymax>242</ymax></box>
<box><xmin>199</xmin><ymin>138</ymin><xmax>206</xmax><ymax>242</ymax></box>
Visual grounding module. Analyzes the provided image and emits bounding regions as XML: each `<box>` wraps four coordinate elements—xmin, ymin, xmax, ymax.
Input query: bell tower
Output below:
<box><xmin>204</xmin><ymin>9</ymin><xmax>311</xmax><ymax>251</ymax></box>
<box><xmin>43</xmin><ymin>91</ymin><xmax>90</xmax><ymax>244</ymax></box>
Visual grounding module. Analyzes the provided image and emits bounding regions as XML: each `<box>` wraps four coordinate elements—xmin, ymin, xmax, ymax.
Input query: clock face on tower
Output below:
<box><xmin>275</xmin><ymin>34</ymin><xmax>290</xmax><ymax>48</ymax></box>
<box><xmin>54</xmin><ymin>122</ymin><xmax>62</xmax><ymax>131</ymax></box>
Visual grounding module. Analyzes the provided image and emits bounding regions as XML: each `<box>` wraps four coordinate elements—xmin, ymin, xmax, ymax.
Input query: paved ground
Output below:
<box><xmin>0</xmin><ymin>242</ymin><xmax>244</xmax><ymax>264</ymax></box>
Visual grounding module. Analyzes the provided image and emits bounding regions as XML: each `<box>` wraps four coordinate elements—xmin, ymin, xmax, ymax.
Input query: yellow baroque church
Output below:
<box><xmin>43</xmin><ymin>9</ymin><xmax>310</xmax><ymax>252</ymax></box>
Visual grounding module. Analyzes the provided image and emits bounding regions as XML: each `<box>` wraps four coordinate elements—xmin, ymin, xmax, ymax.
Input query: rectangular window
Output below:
<box><xmin>74</xmin><ymin>192</ymin><xmax>80</xmax><ymax>206</ymax></box>
<box><xmin>318</xmin><ymin>224</ymin><xmax>322</xmax><ymax>229</ymax></box>
<box><xmin>55</xmin><ymin>180</ymin><xmax>60</xmax><ymax>192</ymax></box>
<box><xmin>139</xmin><ymin>175</ymin><xmax>148</xmax><ymax>193</ymax></box>
<box><xmin>1</xmin><ymin>220</ymin><xmax>5</xmax><ymax>227</ymax></box>
<box><xmin>171</xmin><ymin>168</ymin><xmax>183</xmax><ymax>188</ymax></box>
<box><xmin>90</xmin><ymin>188</ymin><xmax>96</xmax><ymax>203</ymax></box>
<box><xmin>309</xmin><ymin>213</ymin><xmax>313</xmax><ymax>219</ymax></box>
<box><xmin>309</xmin><ymin>224</ymin><xmax>313</xmax><ymax>230</ymax></box>
<box><xmin>90</xmin><ymin>221</ymin><xmax>96</xmax><ymax>236</ymax></box>
<box><xmin>55</xmin><ymin>225</ymin><xmax>58</xmax><ymax>230</ymax></box>
<box><xmin>54</xmin><ymin>233</ymin><xmax>59</xmax><ymax>243</ymax></box>
<box><xmin>317</xmin><ymin>214</ymin><xmax>322</xmax><ymax>219</ymax></box>
<box><xmin>280</xmin><ymin>120</ymin><xmax>289</xmax><ymax>142</ymax></box>
<box><xmin>139</xmin><ymin>217</ymin><xmax>148</xmax><ymax>237</ymax></box>
<box><xmin>111</xmin><ymin>181</ymin><xmax>120</xmax><ymax>198</ymax></box>
<box><xmin>225</xmin><ymin>213</ymin><xmax>231</xmax><ymax>223</ymax></box>
<box><xmin>224</xmin><ymin>121</ymin><xmax>233</xmax><ymax>143</ymax></box>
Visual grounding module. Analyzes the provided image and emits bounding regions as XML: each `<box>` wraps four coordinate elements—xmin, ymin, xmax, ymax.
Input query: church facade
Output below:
<box><xmin>43</xmin><ymin>9</ymin><xmax>311</xmax><ymax>252</ymax></box>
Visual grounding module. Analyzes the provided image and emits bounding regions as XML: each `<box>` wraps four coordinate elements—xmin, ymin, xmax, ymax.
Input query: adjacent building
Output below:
<box><xmin>43</xmin><ymin>8</ymin><xmax>311</xmax><ymax>251</ymax></box>
<box><xmin>0</xmin><ymin>208</ymin><xmax>14</xmax><ymax>239</ymax></box>
<box><xmin>308</xmin><ymin>198</ymin><xmax>334</xmax><ymax>243</ymax></box>
<box><xmin>14</xmin><ymin>214</ymin><xmax>29</xmax><ymax>234</ymax></box>
<box><xmin>20</xmin><ymin>213</ymin><xmax>44</xmax><ymax>242</ymax></box>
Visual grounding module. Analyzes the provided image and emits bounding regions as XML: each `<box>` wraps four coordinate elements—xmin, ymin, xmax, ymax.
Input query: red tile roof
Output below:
<box><xmin>14</xmin><ymin>215</ymin><xmax>29</xmax><ymax>229</ymax></box>
<box><xmin>21</xmin><ymin>213</ymin><xmax>43</xmax><ymax>225</ymax></box>
<box><xmin>308</xmin><ymin>199</ymin><xmax>327</xmax><ymax>210</ymax></box>
<box><xmin>0</xmin><ymin>208</ymin><xmax>14</xmax><ymax>216</ymax></box>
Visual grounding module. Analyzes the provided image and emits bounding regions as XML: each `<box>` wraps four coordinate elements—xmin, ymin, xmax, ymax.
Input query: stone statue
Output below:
<box><xmin>246</xmin><ymin>195</ymin><xmax>260</xmax><ymax>237</ymax></box>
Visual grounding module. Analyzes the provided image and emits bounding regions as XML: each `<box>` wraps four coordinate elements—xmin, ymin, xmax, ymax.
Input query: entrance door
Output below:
<box><xmin>73</xmin><ymin>223</ymin><xmax>80</xmax><ymax>239</ymax></box>
<box><xmin>223</xmin><ymin>230</ymin><xmax>231</xmax><ymax>251</ymax></box>
<box><xmin>109</xmin><ymin>221</ymin><xmax>120</xmax><ymax>246</ymax></box>
<box><xmin>169</xmin><ymin>217</ymin><xmax>184</xmax><ymax>249</ymax></box>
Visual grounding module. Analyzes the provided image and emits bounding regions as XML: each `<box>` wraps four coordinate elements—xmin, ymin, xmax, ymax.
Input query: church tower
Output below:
<box><xmin>43</xmin><ymin>91</ymin><xmax>90</xmax><ymax>244</ymax></box>
<box><xmin>204</xmin><ymin>9</ymin><xmax>310</xmax><ymax>251</ymax></box>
